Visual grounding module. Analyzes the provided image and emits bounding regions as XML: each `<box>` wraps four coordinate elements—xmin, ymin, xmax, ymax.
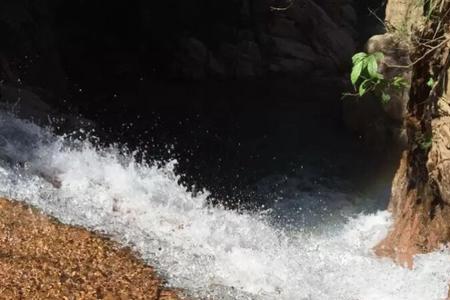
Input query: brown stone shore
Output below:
<box><xmin>0</xmin><ymin>197</ymin><xmax>181</xmax><ymax>299</ymax></box>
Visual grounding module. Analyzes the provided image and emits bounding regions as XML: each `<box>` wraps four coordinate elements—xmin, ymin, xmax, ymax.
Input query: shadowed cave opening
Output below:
<box><xmin>0</xmin><ymin>0</ymin><xmax>392</xmax><ymax>207</ymax></box>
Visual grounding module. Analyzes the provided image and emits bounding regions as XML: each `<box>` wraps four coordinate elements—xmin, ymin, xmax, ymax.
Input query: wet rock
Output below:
<box><xmin>375</xmin><ymin>150</ymin><xmax>450</xmax><ymax>268</ymax></box>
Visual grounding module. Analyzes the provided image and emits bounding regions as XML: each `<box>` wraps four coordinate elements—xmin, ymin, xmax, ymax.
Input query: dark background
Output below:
<box><xmin>0</xmin><ymin>0</ymin><xmax>391</xmax><ymax>203</ymax></box>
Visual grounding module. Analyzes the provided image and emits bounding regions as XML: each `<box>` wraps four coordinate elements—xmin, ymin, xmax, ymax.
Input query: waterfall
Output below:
<box><xmin>0</xmin><ymin>111</ymin><xmax>449</xmax><ymax>300</ymax></box>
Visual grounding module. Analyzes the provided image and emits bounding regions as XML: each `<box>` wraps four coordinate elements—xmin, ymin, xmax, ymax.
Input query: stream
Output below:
<box><xmin>0</xmin><ymin>110</ymin><xmax>449</xmax><ymax>299</ymax></box>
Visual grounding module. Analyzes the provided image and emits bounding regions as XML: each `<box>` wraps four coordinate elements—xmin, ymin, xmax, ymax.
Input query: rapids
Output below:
<box><xmin>0</xmin><ymin>111</ymin><xmax>449</xmax><ymax>300</ymax></box>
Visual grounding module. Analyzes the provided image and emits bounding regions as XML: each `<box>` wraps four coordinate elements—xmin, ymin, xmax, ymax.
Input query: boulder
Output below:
<box><xmin>150</xmin><ymin>0</ymin><xmax>357</xmax><ymax>80</ymax></box>
<box><xmin>366</xmin><ymin>34</ymin><xmax>411</xmax><ymax>122</ymax></box>
<box><xmin>286</xmin><ymin>0</ymin><xmax>355</xmax><ymax>70</ymax></box>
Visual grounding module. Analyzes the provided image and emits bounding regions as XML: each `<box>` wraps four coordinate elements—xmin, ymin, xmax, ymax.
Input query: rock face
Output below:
<box><xmin>376</xmin><ymin>81</ymin><xmax>450</xmax><ymax>267</ymax></box>
<box><xmin>428</xmin><ymin>105</ymin><xmax>450</xmax><ymax>206</ymax></box>
<box><xmin>384</xmin><ymin>0</ymin><xmax>423</xmax><ymax>31</ymax></box>
<box><xmin>375</xmin><ymin>152</ymin><xmax>450</xmax><ymax>267</ymax></box>
<box><xmin>0</xmin><ymin>1</ymin><xmax>359</xmax><ymax>84</ymax></box>
<box><xmin>0</xmin><ymin>1</ymin><xmax>367</xmax><ymax>139</ymax></box>
<box><xmin>166</xmin><ymin>0</ymin><xmax>357</xmax><ymax>80</ymax></box>
<box><xmin>375</xmin><ymin>0</ymin><xmax>450</xmax><ymax>269</ymax></box>
<box><xmin>0</xmin><ymin>198</ymin><xmax>180</xmax><ymax>299</ymax></box>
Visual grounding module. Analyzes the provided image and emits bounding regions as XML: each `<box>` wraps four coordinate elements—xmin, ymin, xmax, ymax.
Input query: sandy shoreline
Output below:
<box><xmin>0</xmin><ymin>197</ymin><xmax>180</xmax><ymax>299</ymax></box>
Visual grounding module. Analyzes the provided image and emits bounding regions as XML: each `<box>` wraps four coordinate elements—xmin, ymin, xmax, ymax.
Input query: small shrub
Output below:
<box><xmin>345</xmin><ymin>52</ymin><xmax>408</xmax><ymax>104</ymax></box>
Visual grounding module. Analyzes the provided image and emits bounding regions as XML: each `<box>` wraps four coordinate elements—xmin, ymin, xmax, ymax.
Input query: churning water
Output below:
<box><xmin>0</xmin><ymin>111</ymin><xmax>449</xmax><ymax>299</ymax></box>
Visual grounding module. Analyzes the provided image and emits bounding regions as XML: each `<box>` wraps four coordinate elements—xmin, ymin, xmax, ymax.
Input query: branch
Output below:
<box><xmin>270</xmin><ymin>0</ymin><xmax>295</xmax><ymax>11</ymax></box>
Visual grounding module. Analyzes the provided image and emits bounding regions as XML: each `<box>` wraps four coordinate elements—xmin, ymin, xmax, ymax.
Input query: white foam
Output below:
<box><xmin>0</xmin><ymin>112</ymin><xmax>449</xmax><ymax>299</ymax></box>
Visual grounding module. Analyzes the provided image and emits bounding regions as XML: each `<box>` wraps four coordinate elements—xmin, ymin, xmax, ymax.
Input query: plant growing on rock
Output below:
<box><xmin>375</xmin><ymin>0</ymin><xmax>450</xmax><ymax>267</ymax></box>
<box><xmin>345</xmin><ymin>51</ymin><xmax>408</xmax><ymax>104</ymax></box>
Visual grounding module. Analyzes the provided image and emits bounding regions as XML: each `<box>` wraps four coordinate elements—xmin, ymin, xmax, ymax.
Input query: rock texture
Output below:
<box><xmin>375</xmin><ymin>153</ymin><xmax>448</xmax><ymax>267</ymax></box>
<box><xmin>0</xmin><ymin>198</ymin><xmax>180</xmax><ymax>299</ymax></box>
<box><xmin>0</xmin><ymin>1</ymin><xmax>358</xmax><ymax>85</ymax></box>
<box><xmin>428</xmin><ymin>103</ymin><xmax>450</xmax><ymax>206</ymax></box>
<box><xmin>384</xmin><ymin>0</ymin><xmax>423</xmax><ymax>31</ymax></box>
<box><xmin>376</xmin><ymin>94</ymin><xmax>450</xmax><ymax>267</ymax></box>
<box><xmin>167</xmin><ymin>0</ymin><xmax>357</xmax><ymax>80</ymax></box>
<box><xmin>375</xmin><ymin>0</ymin><xmax>450</xmax><ymax>269</ymax></box>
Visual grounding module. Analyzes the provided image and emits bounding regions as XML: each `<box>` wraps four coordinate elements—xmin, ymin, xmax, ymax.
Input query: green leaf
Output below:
<box><xmin>351</xmin><ymin>61</ymin><xmax>363</xmax><ymax>85</ymax></box>
<box><xmin>420</xmin><ymin>137</ymin><xmax>433</xmax><ymax>150</ymax></box>
<box><xmin>352</xmin><ymin>52</ymin><xmax>367</xmax><ymax>64</ymax></box>
<box><xmin>358</xmin><ymin>84</ymin><xmax>367</xmax><ymax>96</ymax></box>
<box><xmin>373</xmin><ymin>52</ymin><xmax>385</xmax><ymax>62</ymax></box>
<box><xmin>359</xmin><ymin>79</ymin><xmax>372</xmax><ymax>96</ymax></box>
<box><xmin>397</xmin><ymin>76</ymin><xmax>407</xmax><ymax>84</ymax></box>
<box><xmin>427</xmin><ymin>77</ymin><xmax>435</xmax><ymax>88</ymax></box>
<box><xmin>367</xmin><ymin>55</ymin><xmax>379</xmax><ymax>79</ymax></box>
<box><xmin>381</xmin><ymin>92</ymin><xmax>391</xmax><ymax>104</ymax></box>
<box><xmin>392</xmin><ymin>76</ymin><xmax>408</xmax><ymax>88</ymax></box>
<box><xmin>376</xmin><ymin>73</ymin><xmax>385</xmax><ymax>80</ymax></box>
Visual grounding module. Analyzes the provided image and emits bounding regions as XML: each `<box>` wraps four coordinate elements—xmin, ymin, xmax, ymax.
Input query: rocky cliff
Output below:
<box><xmin>374</xmin><ymin>0</ymin><xmax>450</xmax><ymax>270</ymax></box>
<box><xmin>0</xmin><ymin>1</ymin><xmax>362</xmax><ymax>89</ymax></box>
<box><xmin>169</xmin><ymin>0</ymin><xmax>357</xmax><ymax>81</ymax></box>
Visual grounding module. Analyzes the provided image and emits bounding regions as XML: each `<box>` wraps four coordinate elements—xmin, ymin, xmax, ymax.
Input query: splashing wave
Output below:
<box><xmin>0</xmin><ymin>112</ymin><xmax>449</xmax><ymax>299</ymax></box>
